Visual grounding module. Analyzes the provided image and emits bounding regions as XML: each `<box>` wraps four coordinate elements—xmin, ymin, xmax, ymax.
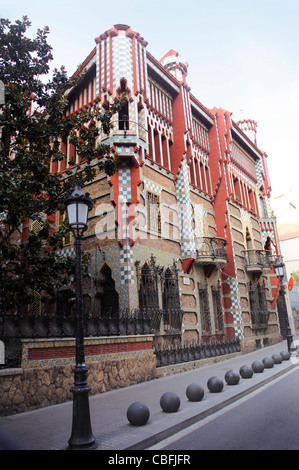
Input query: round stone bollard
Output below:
<box><xmin>224</xmin><ymin>370</ymin><xmax>240</xmax><ymax>385</ymax></box>
<box><xmin>239</xmin><ymin>365</ymin><xmax>253</xmax><ymax>379</ymax></box>
<box><xmin>160</xmin><ymin>392</ymin><xmax>180</xmax><ymax>413</ymax></box>
<box><xmin>262</xmin><ymin>356</ymin><xmax>275</xmax><ymax>368</ymax></box>
<box><xmin>186</xmin><ymin>383</ymin><xmax>205</xmax><ymax>402</ymax></box>
<box><xmin>252</xmin><ymin>360</ymin><xmax>264</xmax><ymax>373</ymax></box>
<box><xmin>207</xmin><ymin>376</ymin><xmax>224</xmax><ymax>393</ymax></box>
<box><xmin>272</xmin><ymin>353</ymin><xmax>283</xmax><ymax>364</ymax></box>
<box><xmin>126</xmin><ymin>402</ymin><xmax>150</xmax><ymax>426</ymax></box>
<box><xmin>280</xmin><ymin>351</ymin><xmax>291</xmax><ymax>361</ymax></box>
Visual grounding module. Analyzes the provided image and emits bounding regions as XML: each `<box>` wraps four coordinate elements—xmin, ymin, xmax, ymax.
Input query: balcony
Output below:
<box><xmin>243</xmin><ymin>249</ymin><xmax>275</xmax><ymax>273</ymax></box>
<box><xmin>195</xmin><ymin>237</ymin><xmax>228</xmax><ymax>269</ymax></box>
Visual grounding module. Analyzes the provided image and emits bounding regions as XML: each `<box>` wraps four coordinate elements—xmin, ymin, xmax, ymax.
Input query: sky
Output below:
<box><xmin>2</xmin><ymin>0</ymin><xmax>299</xmax><ymax>207</ymax></box>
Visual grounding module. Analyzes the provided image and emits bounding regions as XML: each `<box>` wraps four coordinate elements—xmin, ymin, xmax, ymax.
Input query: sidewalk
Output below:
<box><xmin>0</xmin><ymin>339</ymin><xmax>298</xmax><ymax>450</ymax></box>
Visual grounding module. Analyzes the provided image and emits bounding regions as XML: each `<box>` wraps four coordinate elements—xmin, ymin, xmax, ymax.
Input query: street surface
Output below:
<box><xmin>150</xmin><ymin>367</ymin><xmax>299</xmax><ymax>450</ymax></box>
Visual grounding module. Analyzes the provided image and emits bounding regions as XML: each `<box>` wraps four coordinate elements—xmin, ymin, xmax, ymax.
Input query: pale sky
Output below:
<box><xmin>3</xmin><ymin>0</ymin><xmax>299</xmax><ymax>206</ymax></box>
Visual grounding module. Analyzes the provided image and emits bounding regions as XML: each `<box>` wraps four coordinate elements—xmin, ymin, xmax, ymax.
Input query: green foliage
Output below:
<box><xmin>291</xmin><ymin>271</ymin><xmax>299</xmax><ymax>286</ymax></box>
<box><xmin>0</xmin><ymin>17</ymin><xmax>124</xmax><ymax>310</ymax></box>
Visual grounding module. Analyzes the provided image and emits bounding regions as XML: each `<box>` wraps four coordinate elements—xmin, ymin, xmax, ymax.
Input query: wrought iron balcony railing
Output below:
<box><xmin>243</xmin><ymin>249</ymin><xmax>273</xmax><ymax>272</ymax></box>
<box><xmin>195</xmin><ymin>237</ymin><xmax>228</xmax><ymax>267</ymax></box>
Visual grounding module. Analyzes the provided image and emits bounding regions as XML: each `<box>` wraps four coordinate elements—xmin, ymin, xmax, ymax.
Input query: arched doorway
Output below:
<box><xmin>98</xmin><ymin>264</ymin><xmax>119</xmax><ymax>316</ymax></box>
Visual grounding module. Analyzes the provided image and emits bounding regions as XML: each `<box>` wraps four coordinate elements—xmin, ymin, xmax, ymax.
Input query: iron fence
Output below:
<box><xmin>155</xmin><ymin>337</ymin><xmax>241</xmax><ymax>367</ymax></box>
<box><xmin>0</xmin><ymin>306</ymin><xmax>183</xmax><ymax>368</ymax></box>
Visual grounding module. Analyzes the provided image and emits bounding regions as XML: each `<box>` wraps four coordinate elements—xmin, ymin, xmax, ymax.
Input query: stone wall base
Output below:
<box><xmin>0</xmin><ymin>335</ymin><xmax>156</xmax><ymax>416</ymax></box>
<box><xmin>0</xmin><ymin>354</ymin><xmax>156</xmax><ymax>416</ymax></box>
<box><xmin>240</xmin><ymin>333</ymin><xmax>282</xmax><ymax>354</ymax></box>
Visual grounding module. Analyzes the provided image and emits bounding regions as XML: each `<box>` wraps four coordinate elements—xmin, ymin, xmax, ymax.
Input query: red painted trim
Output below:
<box><xmin>104</xmin><ymin>37</ymin><xmax>107</xmax><ymax>91</ymax></box>
<box><xmin>182</xmin><ymin>258</ymin><xmax>195</xmax><ymax>274</ymax></box>
<box><xmin>28</xmin><ymin>340</ymin><xmax>153</xmax><ymax>361</ymax></box>
<box><xmin>132</xmin><ymin>35</ymin><xmax>138</xmax><ymax>95</ymax></box>
<box><xmin>109</xmin><ymin>34</ymin><xmax>113</xmax><ymax>94</ymax></box>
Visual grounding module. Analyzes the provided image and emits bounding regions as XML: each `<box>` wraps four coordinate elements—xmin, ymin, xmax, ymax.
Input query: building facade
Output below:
<box><xmin>53</xmin><ymin>23</ymin><xmax>291</xmax><ymax>353</ymax></box>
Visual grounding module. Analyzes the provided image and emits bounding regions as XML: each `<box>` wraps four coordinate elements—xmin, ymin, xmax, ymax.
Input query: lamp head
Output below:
<box><xmin>65</xmin><ymin>182</ymin><xmax>92</xmax><ymax>237</ymax></box>
<box><xmin>274</xmin><ymin>259</ymin><xmax>285</xmax><ymax>279</ymax></box>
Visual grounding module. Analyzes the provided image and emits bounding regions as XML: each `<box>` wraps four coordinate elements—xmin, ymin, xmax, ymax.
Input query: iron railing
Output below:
<box><xmin>155</xmin><ymin>337</ymin><xmax>241</xmax><ymax>367</ymax></box>
<box><xmin>243</xmin><ymin>249</ymin><xmax>274</xmax><ymax>271</ymax></box>
<box><xmin>0</xmin><ymin>306</ymin><xmax>183</xmax><ymax>368</ymax></box>
<box><xmin>195</xmin><ymin>237</ymin><xmax>228</xmax><ymax>264</ymax></box>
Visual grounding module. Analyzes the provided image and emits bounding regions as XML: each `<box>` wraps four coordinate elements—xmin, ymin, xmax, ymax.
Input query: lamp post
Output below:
<box><xmin>64</xmin><ymin>182</ymin><xmax>96</xmax><ymax>450</ymax></box>
<box><xmin>274</xmin><ymin>259</ymin><xmax>294</xmax><ymax>353</ymax></box>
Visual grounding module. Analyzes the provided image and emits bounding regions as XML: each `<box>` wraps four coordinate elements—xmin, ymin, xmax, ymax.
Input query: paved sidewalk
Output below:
<box><xmin>0</xmin><ymin>340</ymin><xmax>298</xmax><ymax>450</ymax></box>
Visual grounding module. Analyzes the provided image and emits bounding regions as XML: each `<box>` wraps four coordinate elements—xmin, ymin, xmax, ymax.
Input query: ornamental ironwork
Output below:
<box><xmin>198</xmin><ymin>280</ymin><xmax>212</xmax><ymax>335</ymax></box>
<box><xmin>211</xmin><ymin>280</ymin><xmax>225</xmax><ymax>333</ymax></box>
<box><xmin>248</xmin><ymin>280</ymin><xmax>269</xmax><ymax>328</ymax></box>
<box><xmin>155</xmin><ymin>337</ymin><xmax>241</xmax><ymax>367</ymax></box>
<box><xmin>135</xmin><ymin>256</ymin><xmax>183</xmax><ymax>332</ymax></box>
<box><xmin>195</xmin><ymin>237</ymin><xmax>228</xmax><ymax>266</ymax></box>
<box><xmin>243</xmin><ymin>249</ymin><xmax>273</xmax><ymax>272</ymax></box>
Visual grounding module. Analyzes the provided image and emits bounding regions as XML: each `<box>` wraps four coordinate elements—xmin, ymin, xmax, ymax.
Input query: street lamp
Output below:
<box><xmin>64</xmin><ymin>182</ymin><xmax>96</xmax><ymax>450</ymax></box>
<box><xmin>274</xmin><ymin>259</ymin><xmax>294</xmax><ymax>353</ymax></box>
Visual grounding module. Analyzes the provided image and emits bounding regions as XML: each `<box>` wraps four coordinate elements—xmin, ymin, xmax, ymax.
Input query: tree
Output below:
<box><xmin>291</xmin><ymin>271</ymin><xmax>299</xmax><ymax>286</ymax></box>
<box><xmin>0</xmin><ymin>17</ymin><xmax>124</xmax><ymax>311</ymax></box>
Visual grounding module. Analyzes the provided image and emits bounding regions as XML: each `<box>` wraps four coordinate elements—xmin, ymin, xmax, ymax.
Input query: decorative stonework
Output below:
<box><xmin>21</xmin><ymin>335</ymin><xmax>154</xmax><ymax>369</ymax></box>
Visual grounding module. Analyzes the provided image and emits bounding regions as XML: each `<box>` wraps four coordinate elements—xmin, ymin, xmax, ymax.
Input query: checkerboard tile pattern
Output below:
<box><xmin>143</xmin><ymin>177</ymin><xmax>162</xmax><ymax>195</ymax></box>
<box><xmin>57</xmin><ymin>247</ymin><xmax>75</xmax><ymax>257</ymax></box>
<box><xmin>176</xmin><ymin>156</ymin><xmax>196</xmax><ymax>258</ymax></box>
<box><xmin>261</xmin><ymin>228</ymin><xmax>275</xmax><ymax>247</ymax></box>
<box><xmin>255</xmin><ymin>158</ymin><xmax>264</xmax><ymax>187</ymax></box>
<box><xmin>227</xmin><ymin>278</ymin><xmax>244</xmax><ymax>339</ymax></box>
<box><xmin>120</xmin><ymin>242</ymin><xmax>135</xmax><ymax>285</ymax></box>
<box><xmin>118</xmin><ymin>161</ymin><xmax>134</xmax><ymax>285</ymax></box>
<box><xmin>118</xmin><ymin>161</ymin><xmax>131</xmax><ymax>204</ymax></box>
<box><xmin>226</xmin><ymin>202</ymin><xmax>244</xmax><ymax>340</ymax></box>
<box><xmin>112</xmin><ymin>32</ymin><xmax>134</xmax><ymax>92</ymax></box>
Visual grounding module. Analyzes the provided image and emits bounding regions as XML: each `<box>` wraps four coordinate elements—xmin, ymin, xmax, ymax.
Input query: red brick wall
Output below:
<box><xmin>27</xmin><ymin>340</ymin><xmax>153</xmax><ymax>361</ymax></box>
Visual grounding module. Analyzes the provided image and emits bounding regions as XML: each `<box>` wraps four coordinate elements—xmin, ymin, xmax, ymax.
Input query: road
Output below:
<box><xmin>150</xmin><ymin>367</ymin><xmax>299</xmax><ymax>450</ymax></box>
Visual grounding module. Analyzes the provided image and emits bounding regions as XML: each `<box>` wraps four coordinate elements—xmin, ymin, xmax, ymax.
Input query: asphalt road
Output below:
<box><xmin>151</xmin><ymin>367</ymin><xmax>299</xmax><ymax>450</ymax></box>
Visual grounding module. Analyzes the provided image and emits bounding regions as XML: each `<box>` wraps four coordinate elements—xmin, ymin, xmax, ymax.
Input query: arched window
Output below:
<box><xmin>233</xmin><ymin>177</ymin><xmax>241</xmax><ymax>201</ymax></box>
<box><xmin>98</xmin><ymin>264</ymin><xmax>119</xmax><ymax>316</ymax></box>
<box><xmin>198</xmin><ymin>281</ymin><xmax>211</xmax><ymax>334</ymax></box>
<box><xmin>162</xmin><ymin>267</ymin><xmax>180</xmax><ymax>310</ymax></box>
<box><xmin>118</xmin><ymin>79</ymin><xmax>129</xmax><ymax>131</ymax></box>
<box><xmin>138</xmin><ymin>262</ymin><xmax>159</xmax><ymax>309</ymax></box>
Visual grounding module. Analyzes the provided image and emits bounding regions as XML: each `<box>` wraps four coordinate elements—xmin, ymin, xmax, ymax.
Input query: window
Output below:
<box><xmin>118</xmin><ymin>80</ymin><xmax>129</xmax><ymax>131</ymax></box>
<box><xmin>162</xmin><ymin>267</ymin><xmax>180</xmax><ymax>310</ymax></box>
<box><xmin>99</xmin><ymin>264</ymin><xmax>119</xmax><ymax>316</ymax></box>
<box><xmin>137</xmin><ymin>263</ymin><xmax>159</xmax><ymax>310</ymax></box>
<box><xmin>248</xmin><ymin>189</ymin><xmax>255</xmax><ymax>212</ymax></box>
<box><xmin>248</xmin><ymin>280</ymin><xmax>269</xmax><ymax>327</ymax></box>
<box><xmin>211</xmin><ymin>281</ymin><xmax>225</xmax><ymax>332</ymax></box>
<box><xmin>135</xmin><ymin>256</ymin><xmax>183</xmax><ymax>331</ymax></box>
<box><xmin>198</xmin><ymin>281</ymin><xmax>211</xmax><ymax>334</ymax></box>
<box><xmin>162</xmin><ymin>266</ymin><xmax>182</xmax><ymax>330</ymax></box>
<box><xmin>233</xmin><ymin>177</ymin><xmax>241</xmax><ymax>201</ymax></box>
<box><xmin>147</xmin><ymin>191</ymin><xmax>161</xmax><ymax>234</ymax></box>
